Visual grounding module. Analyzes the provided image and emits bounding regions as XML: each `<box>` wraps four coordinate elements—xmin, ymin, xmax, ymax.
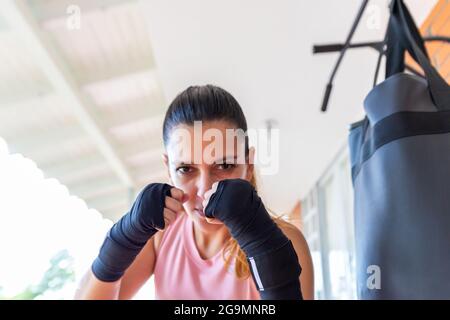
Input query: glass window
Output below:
<box><xmin>302</xmin><ymin>145</ymin><xmax>356</xmax><ymax>299</ymax></box>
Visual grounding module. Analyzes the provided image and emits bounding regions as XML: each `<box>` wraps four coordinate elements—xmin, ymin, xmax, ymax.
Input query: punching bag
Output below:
<box><xmin>349</xmin><ymin>0</ymin><xmax>450</xmax><ymax>299</ymax></box>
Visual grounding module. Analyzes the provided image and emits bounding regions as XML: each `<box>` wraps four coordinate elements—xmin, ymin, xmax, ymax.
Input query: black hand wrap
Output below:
<box><xmin>91</xmin><ymin>183</ymin><xmax>172</xmax><ymax>282</ymax></box>
<box><xmin>205</xmin><ymin>179</ymin><xmax>303</xmax><ymax>300</ymax></box>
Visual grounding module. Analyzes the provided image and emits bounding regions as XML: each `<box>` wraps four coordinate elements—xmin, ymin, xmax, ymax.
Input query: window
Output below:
<box><xmin>302</xmin><ymin>144</ymin><xmax>356</xmax><ymax>299</ymax></box>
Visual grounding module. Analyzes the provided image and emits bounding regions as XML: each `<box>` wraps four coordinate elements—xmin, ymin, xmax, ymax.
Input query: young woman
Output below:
<box><xmin>75</xmin><ymin>85</ymin><xmax>314</xmax><ymax>300</ymax></box>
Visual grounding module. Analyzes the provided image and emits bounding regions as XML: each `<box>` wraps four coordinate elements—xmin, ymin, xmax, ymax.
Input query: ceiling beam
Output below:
<box><xmin>87</xmin><ymin>192</ymin><xmax>129</xmax><ymax>213</ymax></box>
<box><xmin>3</xmin><ymin>0</ymin><xmax>134</xmax><ymax>189</ymax></box>
<box><xmin>27</xmin><ymin>0</ymin><xmax>137</xmax><ymax>23</ymax></box>
<box><xmin>57</xmin><ymin>163</ymin><xmax>113</xmax><ymax>186</ymax></box>
<box><xmin>101</xmin><ymin>105</ymin><xmax>166</xmax><ymax>130</ymax></box>
<box><xmin>17</xmin><ymin>136</ymin><xmax>96</xmax><ymax>169</ymax></box>
<box><xmin>124</xmin><ymin>146</ymin><xmax>165</xmax><ymax>166</ymax></box>
<box><xmin>5</xmin><ymin>123</ymin><xmax>85</xmax><ymax>154</ymax></box>
<box><xmin>0</xmin><ymin>92</ymin><xmax>64</xmax><ymax>118</ymax></box>
<box><xmin>41</xmin><ymin>153</ymin><xmax>107</xmax><ymax>178</ymax></box>
<box><xmin>78</xmin><ymin>60</ymin><xmax>155</xmax><ymax>87</ymax></box>
<box><xmin>68</xmin><ymin>175</ymin><xmax>124</xmax><ymax>200</ymax></box>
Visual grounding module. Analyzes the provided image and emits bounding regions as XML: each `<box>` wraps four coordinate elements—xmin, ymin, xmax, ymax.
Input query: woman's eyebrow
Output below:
<box><xmin>172</xmin><ymin>156</ymin><xmax>238</xmax><ymax>166</ymax></box>
<box><xmin>216</xmin><ymin>156</ymin><xmax>238</xmax><ymax>163</ymax></box>
<box><xmin>171</xmin><ymin>161</ymin><xmax>192</xmax><ymax>166</ymax></box>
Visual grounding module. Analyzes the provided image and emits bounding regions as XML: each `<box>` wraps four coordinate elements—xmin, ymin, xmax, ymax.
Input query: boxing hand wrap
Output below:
<box><xmin>205</xmin><ymin>179</ymin><xmax>303</xmax><ymax>300</ymax></box>
<box><xmin>91</xmin><ymin>183</ymin><xmax>172</xmax><ymax>282</ymax></box>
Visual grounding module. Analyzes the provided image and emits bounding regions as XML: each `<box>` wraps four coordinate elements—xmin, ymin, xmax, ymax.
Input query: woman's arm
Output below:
<box><xmin>279</xmin><ymin>223</ymin><xmax>315</xmax><ymax>300</ymax></box>
<box><xmin>118</xmin><ymin>232</ymin><xmax>163</xmax><ymax>299</ymax></box>
<box><xmin>74</xmin><ymin>233</ymin><xmax>161</xmax><ymax>300</ymax></box>
<box><xmin>205</xmin><ymin>179</ymin><xmax>303</xmax><ymax>299</ymax></box>
<box><xmin>75</xmin><ymin>183</ymin><xmax>184</xmax><ymax>300</ymax></box>
<box><xmin>74</xmin><ymin>269</ymin><xmax>121</xmax><ymax>300</ymax></box>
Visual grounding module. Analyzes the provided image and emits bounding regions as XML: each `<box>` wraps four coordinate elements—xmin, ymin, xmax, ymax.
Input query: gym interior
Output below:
<box><xmin>0</xmin><ymin>0</ymin><xmax>448</xmax><ymax>300</ymax></box>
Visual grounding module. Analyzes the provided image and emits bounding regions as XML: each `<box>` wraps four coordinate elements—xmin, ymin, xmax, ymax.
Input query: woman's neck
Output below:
<box><xmin>192</xmin><ymin>222</ymin><xmax>230</xmax><ymax>260</ymax></box>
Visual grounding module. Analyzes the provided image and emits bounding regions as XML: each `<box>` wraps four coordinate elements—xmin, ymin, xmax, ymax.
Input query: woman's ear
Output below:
<box><xmin>248</xmin><ymin>146</ymin><xmax>255</xmax><ymax>164</ymax></box>
<box><xmin>162</xmin><ymin>153</ymin><xmax>174</xmax><ymax>185</ymax></box>
<box><xmin>162</xmin><ymin>153</ymin><xmax>169</xmax><ymax>167</ymax></box>
<box><xmin>245</xmin><ymin>146</ymin><xmax>256</xmax><ymax>181</ymax></box>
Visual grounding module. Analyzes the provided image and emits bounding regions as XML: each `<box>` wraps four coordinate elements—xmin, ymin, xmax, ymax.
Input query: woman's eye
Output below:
<box><xmin>176</xmin><ymin>166</ymin><xmax>192</xmax><ymax>174</ymax></box>
<box><xmin>217</xmin><ymin>163</ymin><xmax>236</xmax><ymax>170</ymax></box>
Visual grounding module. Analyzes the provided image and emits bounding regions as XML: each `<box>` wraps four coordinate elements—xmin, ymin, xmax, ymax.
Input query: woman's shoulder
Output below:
<box><xmin>154</xmin><ymin>230</ymin><xmax>164</xmax><ymax>253</ymax></box>
<box><xmin>276</xmin><ymin>219</ymin><xmax>309</xmax><ymax>251</ymax></box>
<box><xmin>276</xmin><ymin>218</ymin><xmax>302</xmax><ymax>236</ymax></box>
<box><xmin>276</xmin><ymin>218</ymin><xmax>315</xmax><ymax>299</ymax></box>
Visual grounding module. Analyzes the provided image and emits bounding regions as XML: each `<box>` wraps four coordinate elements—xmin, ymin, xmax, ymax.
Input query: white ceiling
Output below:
<box><xmin>0</xmin><ymin>0</ymin><xmax>169</xmax><ymax>220</ymax></box>
<box><xmin>0</xmin><ymin>0</ymin><xmax>437</xmax><ymax>220</ymax></box>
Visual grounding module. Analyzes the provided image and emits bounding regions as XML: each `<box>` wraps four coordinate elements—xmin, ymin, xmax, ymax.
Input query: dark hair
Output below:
<box><xmin>162</xmin><ymin>85</ymin><xmax>248</xmax><ymax>149</ymax></box>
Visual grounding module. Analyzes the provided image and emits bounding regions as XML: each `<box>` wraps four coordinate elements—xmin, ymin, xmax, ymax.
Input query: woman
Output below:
<box><xmin>75</xmin><ymin>85</ymin><xmax>314</xmax><ymax>300</ymax></box>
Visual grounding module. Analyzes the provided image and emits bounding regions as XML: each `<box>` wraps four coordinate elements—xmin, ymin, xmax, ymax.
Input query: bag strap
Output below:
<box><xmin>385</xmin><ymin>0</ymin><xmax>449</xmax><ymax>110</ymax></box>
<box><xmin>385</xmin><ymin>0</ymin><xmax>428</xmax><ymax>76</ymax></box>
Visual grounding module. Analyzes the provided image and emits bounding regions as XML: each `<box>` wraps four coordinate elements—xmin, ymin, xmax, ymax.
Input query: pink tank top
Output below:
<box><xmin>154</xmin><ymin>213</ymin><xmax>260</xmax><ymax>300</ymax></box>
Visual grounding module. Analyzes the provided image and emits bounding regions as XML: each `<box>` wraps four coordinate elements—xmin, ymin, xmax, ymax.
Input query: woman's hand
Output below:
<box><xmin>203</xmin><ymin>178</ymin><xmax>303</xmax><ymax>300</ymax></box>
<box><xmin>202</xmin><ymin>181</ymin><xmax>221</xmax><ymax>224</ymax></box>
<box><xmin>91</xmin><ymin>183</ymin><xmax>188</xmax><ymax>282</ymax></box>
<box><xmin>158</xmin><ymin>187</ymin><xmax>189</xmax><ymax>231</ymax></box>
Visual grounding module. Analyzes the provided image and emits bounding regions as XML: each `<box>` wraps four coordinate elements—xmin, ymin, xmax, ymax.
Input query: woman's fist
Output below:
<box><xmin>92</xmin><ymin>183</ymin><xmax>187</xmax><ymax>282</ymax></box>
<box><xmin>202</xmin><ymin>181</ymin><xmax>221</xmax><ymax>224</ymax></box>
<box><xmin>158</xmin><ymin>187</ymin><xmax>189</xmax><ymax>231</ymax></box>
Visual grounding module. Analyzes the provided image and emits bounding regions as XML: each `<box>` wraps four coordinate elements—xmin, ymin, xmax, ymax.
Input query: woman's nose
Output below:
<box><xmin>196</xmin><ymin>172</ymin><xmax>217</xmax><ymax>200</ymax></box>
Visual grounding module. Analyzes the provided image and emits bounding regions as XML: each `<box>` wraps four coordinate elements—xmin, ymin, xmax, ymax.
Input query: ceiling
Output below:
<box><xmin>0</xmin><ymin>0</ymin><xmax>437</xmax><ymax>220</ymax></box>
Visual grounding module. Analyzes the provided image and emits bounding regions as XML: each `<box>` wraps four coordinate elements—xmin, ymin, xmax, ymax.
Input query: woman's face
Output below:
<box><xmin>163</xmin><ymin>120</ymin><xmax>254</xmax><ymax>232</ymax></box>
